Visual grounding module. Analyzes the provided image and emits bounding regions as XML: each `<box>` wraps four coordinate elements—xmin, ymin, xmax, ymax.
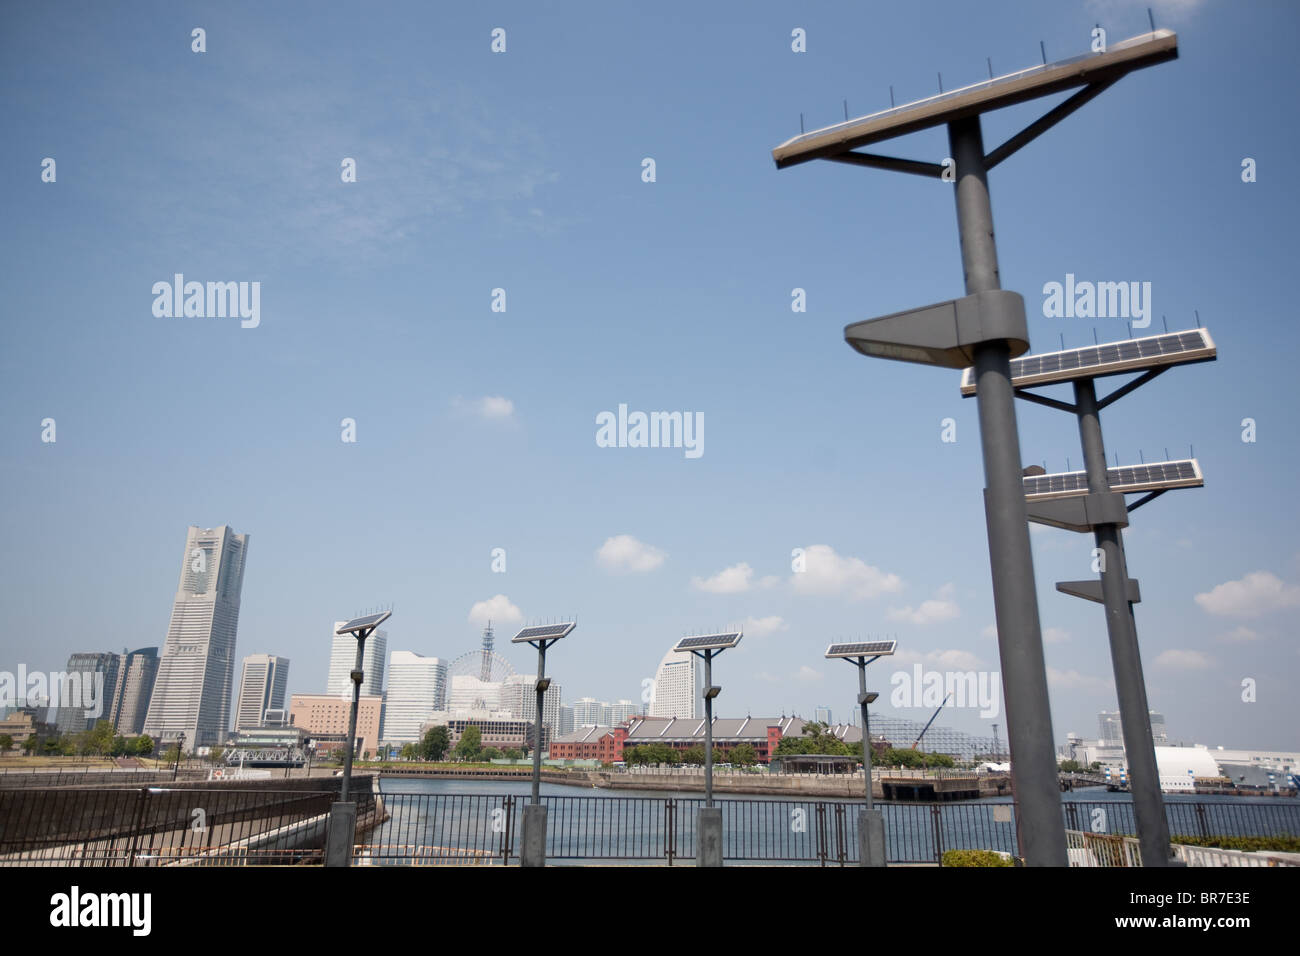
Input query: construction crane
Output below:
<box><xmin>912</xmin><ymin>693</ymin><xmax>952</xmax><ymax>749</ymax></box>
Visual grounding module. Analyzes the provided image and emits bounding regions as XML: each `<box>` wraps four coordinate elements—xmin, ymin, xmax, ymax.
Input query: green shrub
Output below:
<box><xmin>942</xmin><ymin>849</ymin><xmax>1013</xmax><ymax>867</ymax></box>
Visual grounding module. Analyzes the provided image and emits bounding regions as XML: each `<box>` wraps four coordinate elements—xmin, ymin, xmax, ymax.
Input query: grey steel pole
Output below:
<box><xmin>704</xmin><ymin>651</ymin><xmax>713</xmax><ymax>808</ymax></box>
<box><xmin>341</xmin><ymin>633</ymin><xmax>365</xmax><ymax>803</ymax></box>
<box><xmin>1074</xmin><ymin>379</ymin><xmax>1173</xmax><ymax>866</ymax></box>
<box><xmin>531</xmin><ymin>644</ymin><xmax>545</xmax><ymax>804</ymax></box>
<box><xmin>858</xmin><ymin>663</ymin><xmax>873</xmax><ymax>811</ymax></box>
<box><xmin>949</xmin><ymin>115</ymin><xmax>1066</xmax><ymax>866</ymax></box>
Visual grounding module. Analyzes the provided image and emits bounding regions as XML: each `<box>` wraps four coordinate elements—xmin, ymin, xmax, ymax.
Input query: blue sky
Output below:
<box><xmin>2</xmin><ymin>0</ymin><xmax>1297</xmax><ymax>751</ymax></box>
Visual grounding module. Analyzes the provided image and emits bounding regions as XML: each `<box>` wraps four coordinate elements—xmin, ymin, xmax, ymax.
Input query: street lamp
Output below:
<box><xmin>826</xmin><ymin>640</ymin><xmax>895</xmax><ymax>867</ymax></box>
<box><xmin>171</xmin><ymin>731</ymin><xmax>185</xmax><ymax>781</ymax></box>
<box><xmin>772</xmin><ymin>28</ymin><xmax>1179</xmax><ymax>867</ymax></box>
<box><xmin>673</xmin><ymin>630</ymin><xmax>743</xmax><ymax>868</ymax></box>
<box><xmin>511</xmin><ymin>622</ymin><xmax>576</xmax><ymax>867</ymax></box>
<box><xmin>324</xmin><ymin>610</ymin><xmax>390</xmax><ymax>868</ymax></box>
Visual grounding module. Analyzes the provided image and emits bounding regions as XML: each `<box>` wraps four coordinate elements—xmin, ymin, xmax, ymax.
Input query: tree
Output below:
<box><xmin>399</xmin><ymin>743</ymin><xmax>416</xmax><ymax>760</ymax></box>
<box><xmin>481</xmin><ymin>747</ymin><xmax>501</xmax><ymax>761</ymax></box>
<box><xmin>110</xmin><ymin>735</ymin><xmax>128</xmax><ymax>757</ymax></box>
<box><xmin>1059</xmin><ymin>759</ymin><xmax>1082</xmax><ymax>773</ymax></box>
<box><xmin>82</xmin><ymin>720</ymin><xmax>115</xmax><ymax>757</ymax></box>
<box><xmin>730</xmin><ymin>743</ymin><xmax>758</xmax><ymax>767</ymax></box>
<box><xmin>0</xmin><ymin>734</ymin><xmax>12</xmax><ymax>755</ymax></box>
<box><xmin>22</xmin><ymin>736</ymin><xmax>38</xmax><ymax>755</ymax></box>
<box><xmin>162</xmin><ymin>743</ymin><xmax>181</xmax><ymax>764</ymax></box>
<box><xmin>455</xmin><ymin>725</ymin><xmax>482</xmax><ymax>761</ymax></box>
<box><xmin>503</xmin><ymin>748</ymin><xmax>522</xmax><ymax>760</ymax></box>
<box><xmin>208</xmin><ymin>746</ymin><xmax>224</xmax><ymax>764</ymax></box>
<box><xmin>134</xmin><ymin>735</ymin><xmax>154</xmax><ymax>756</ymax></box>
<box><xmin>421</xmin><ymin>726</ymin><xmax>451</xmax><ymax>762</ymax></box>
<box><xmin>681</xmin><ymin>745</ymin><xmax>706</xmax><ymax>766</ymax></box>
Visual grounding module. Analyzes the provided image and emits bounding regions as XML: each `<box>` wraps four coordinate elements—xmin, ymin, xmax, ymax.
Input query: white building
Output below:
<box><xmin>502</xmin><ymin>674</ymin><xmax>561</xmax><ymax>733</ymax></box>
<box><xmin>648</xmin><ymin>647</ymin><xmax>701</xmax><ymax>719</ymax></box>
<box><xmin>607</xmin><ymin>699</ymin><xmax>639</xmax><ymax>725</ymax></box>
<box><xmin>234</xmin><ymin>654</ymin><xmax>289</xmax><ymax>732</ymax></box>
<box><xmin>383</xmin><ymin>651</ymin><xmax>447</xmax><ymax>743</ymax></box>
<box><xmin>327</xmin><ymin>623</ymin><xmax>387</xmax><ymax>698</ymax></box>
<box><xmin>143</xmin><ymin>525</ymin><xmax>250</xmax><ymax>748</ymax></box>
<box><xmin>571</xmin><ymin>696</ymin><xmax>606</xmax><ymax>727</ymax></box>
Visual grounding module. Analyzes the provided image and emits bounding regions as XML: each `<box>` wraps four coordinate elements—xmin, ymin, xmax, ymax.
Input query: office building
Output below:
<box><xmin>327</xmin><ymin>623</ymin><xmax>386</xmax><ymax>697</ymax></box>
<box><xmin>384</xmin><ymin>651</ymin><xmax>447</xmax><ymax>743</ymax></box>
<box><xmin>648</xmin><ymin>646</ymin><xmax>702</xmax><ymax>719</ymax></box>
<box><xmin>107</xmin><ymin>647</ymin><xmax>159</xmax><ymax>735</ymax></box>
<box><xmin>143</xmin><ymin>525</ymin><xmax>249</xmax><ymax>748</ymax></box>
<box><xmin>501</xmin><ymin>674</ymin><xmax>561</xmax><ymax>732</ymax></box>
<box><xmin>53</xmin><ymin>652</ymin><xmax>121</xmax><ymax>735</ymax></box>
<box><xmin>234</xmin><ymin>654</ymin><xmax>289</xmax><ymax>732</ymax></box>
<box><xmin>558</xmin><ymin>704</ymin><xmax>575</xmax><ymax>736</ymax></box>
<box><xmin>607</xmin><ymin>699</ymin><xmax>639</xmax><ymax>725</ymax></box>
<box><xmin>289</xmin><ymin>693</ymin><xmax>382</xmax><ymax>758</ymax></box>
<box><xmin>571</xmin><ymin>696</ymin><xmax>605</xmax><ymax>727</ymax></box>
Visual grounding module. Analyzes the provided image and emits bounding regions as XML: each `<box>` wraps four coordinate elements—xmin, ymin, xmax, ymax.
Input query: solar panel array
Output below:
<box><xmin>336</xmin><ymin>611</ymin><xmax>390</xmax><ymax>634</ymax></box>
<box><xmin>826</xmin><ymin>640</ymin><xmax>898</xmax><ymax>658</ymax></box>
<box><xmin>674</xmin><ymin>632</ymin><xmax>743</xmax><ymax>652</ymax></box>
<box><xmin>960</xmin><ymin>329</ymin><xmax>1215</xmax><ymax>395</ymax></box>
<box><xmin>511</xmin><ymin>622</ymin><xmax>576</xmax><ymax>643</ymax></box>
<box><xmin>1022</xmin><ymin>460</ymin><xmax>1201</xmax><ymax>500</ymax></box>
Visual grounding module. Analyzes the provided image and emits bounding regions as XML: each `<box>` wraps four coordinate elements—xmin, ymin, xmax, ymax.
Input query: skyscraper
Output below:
<box><xmin>53</xmin><ymin>652</ymin><xmax>121</xmax><ymax>735</ymax></box>
<box><xmin>327</xmin><ymin>623</ymin><xmax>386</xmax><ymax>698</ymax></box>
<box><xmin>648</xmin><ymin>646</ymin><xmax>702</xmax><ymax>719</ymax></box>
<box><xmin>143</xmin><ymin>525</ymin><xmax>249</xmax><ymax>748</ymax></box>
<box><xmin>234</xmin><ymin>654</ymin><xmax>289</xmax><ymax>732</ymax></box>
<box><xmin>384</xmin><ymin>651</ymin><xmax>447</xmax><ymax>743</ymax></box>
<box><xmin>502</xmin><ymin>674</ymin><xmax>562</xmax><ymax>733</ymax></box>
<box><xmin>108</xmin><ymin>647</ymin><xmax>158</xmax><ymax>735</ymax></box>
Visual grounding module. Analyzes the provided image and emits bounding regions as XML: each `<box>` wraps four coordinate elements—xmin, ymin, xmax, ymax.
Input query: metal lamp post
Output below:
<box><xmin>511</xmin><ymin>622</ymin><xmax>576</xmax><ymax>867</ymax></box>
<box><xmin>325</xmin><ymin>610</ymin><xmax>390</xmax><ymax>868</ymax></box>
<box><xmin>826</xmin><ymin>641</ymin><xmax>895</xmax><ymax>867</ymax></box>
<box><xmin>673</xmin><ymin>631</ymin><xmax>743</xmax><ymax>867</ymax></box>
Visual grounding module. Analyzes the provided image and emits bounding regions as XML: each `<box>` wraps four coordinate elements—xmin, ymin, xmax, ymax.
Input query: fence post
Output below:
<box><xmin>931</xmin><ymin>805</ymin><xmax>944</xmax><ymax>864</ymax></box>
<box><xmin>665</xmin><ymin>799</ymin><xmax>676</xmax><ymax>867</ymax></box>
<box><xmin>127</xmin><ymin>788</ymin><xmax>150</xmax><ymax>867</ymax></box>
<box><xmin>1195</xmin><ymin>803</ymin><xmax>1209</xmax><ymax>840</ymax></box>
<box><xmin>500</xmin><ymin>795</ymin><xmax>515</xmax><ymax>864</ymax></box>
<box><xmin>815</xmin><ymin>803</ymin><xmax>828</xmax><ymax>867</ymax></box>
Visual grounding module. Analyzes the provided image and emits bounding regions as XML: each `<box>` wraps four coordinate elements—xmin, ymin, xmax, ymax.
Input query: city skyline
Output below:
<box><xmin>4</xmin><ymin>2</ymin><xmax>1298</xmax><ymax>753</ymax></box>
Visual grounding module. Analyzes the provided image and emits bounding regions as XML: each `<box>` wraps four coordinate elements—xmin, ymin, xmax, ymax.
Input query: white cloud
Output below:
<box><xmin>1046</xmin><ymin>667</ymin><xmax>1112</xmax><ymax>693</ymax></box>
<box><xmin>1218</xmin><ymin>626</ymin><xmax>1259</xmax><ymax>644</ymax></box>
<box><xmin>793</xmin><ymin>665</ymin><xmax>822</xmax><ymax>683</ymax></box>
<box><xmin>468</xmin><ymin>594</ymin><xmax>522</xmax><ymax>627</ymax></box>
<box><xmin>741</xmin><ymin>615</ymin><xmax>788</xmax><ymax>638</ymax></box>
<box><xmin>452</xmin><ymin>395</ymin><xmax>515</xmax><ymax>421</ymax></box>
<box><xmin>981</xmin><ymin>624</ymin><xmax>997</xmax><ymax>640</ymax></box>
<box><xmin>1154</xmin><ymin>649</ymin><xmax>1213</xmax><ymax>670</ymax></box>
<box><xmin>691</xmin><ymin>562</ymin><xmax>753</xmax><ymax>594</ymax></box>
<box><xmin>790</xmin><ymin>544</ymin><xmax>903</xmax><ymax>601</ymax></box>
<box><xmin>894</xmin><ymin>648</ymin><xmax>984</xmax><ymax>670</ymax></box>
<box><xmin>596</xmin><ymin>535</ymin><xmax>666</xmax><ymax>573</ymax></box>
<box><xmin>1043</xmin><ymin>627</ymin><xmax>1071</xmax><ymax>645</ymax></box>
<box><xmin>887</xmin><ymin>583</ymin><xmax>960</xmax><ymax>626</ymax></box>
<box><xmin>758</xmin><ymin>575</ymin><xmax>781</xmax><ymax>590</ymax></box>
<box><xmin>1194</xmin><ymin>571</ymin><xmax>1300</xmax><ymax>618</ymax></box>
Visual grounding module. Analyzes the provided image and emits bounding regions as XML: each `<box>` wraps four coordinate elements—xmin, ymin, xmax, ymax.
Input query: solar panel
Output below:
<box><xmin>773</xmin><ymin>31</ymin><xmax>1177</xmax><ymax>168</ymax></box>
<box><xmin>336</xmin><ymin>610</ymin><xmax>391</xmax><ymax>635</ymax></box>
<box><xmin>826</xmin><ymin>641</ymin><xmax>898</xmax><ymax>659</ymax></box>
<box><xmin>1022</xmin><ymin>460</ymin><xmax>1202</xmax><ymax>500</ymax></box>
<box><xmin>673</xmin><ymin>632</ymin><xmax>743</xmax><ymax>653</ymax></box>
<box><xmin>511</xmin><ymin>622</ymin><xmax>576</xmax><ymax>643</ymax></box>
<box><xmin>960</xmin><ymin>329</ymin><xmax>1215</xmax><ymax>396</ymax></box>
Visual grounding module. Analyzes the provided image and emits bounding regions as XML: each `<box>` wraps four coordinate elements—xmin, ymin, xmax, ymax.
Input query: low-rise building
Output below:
<box><xmin>550</xmin><ymin>725</ymin><xmax>627</xmax><ymax>762</ymax></box>
<box><xmin>289</xmin><ymin>693</ymin><xmax>382</xmax><ymax>758</ymax></box>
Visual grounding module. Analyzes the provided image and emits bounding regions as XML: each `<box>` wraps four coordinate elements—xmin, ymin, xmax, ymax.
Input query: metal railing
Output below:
<box><xmin>3</xmin><ymin>786</ymin><xmax>1296</xmax><ymax>866</ymax></box>
<box><xmin>0</xmin><ymin>787</ymin><xmax>364</xmax><ymax>866</ymax></box>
